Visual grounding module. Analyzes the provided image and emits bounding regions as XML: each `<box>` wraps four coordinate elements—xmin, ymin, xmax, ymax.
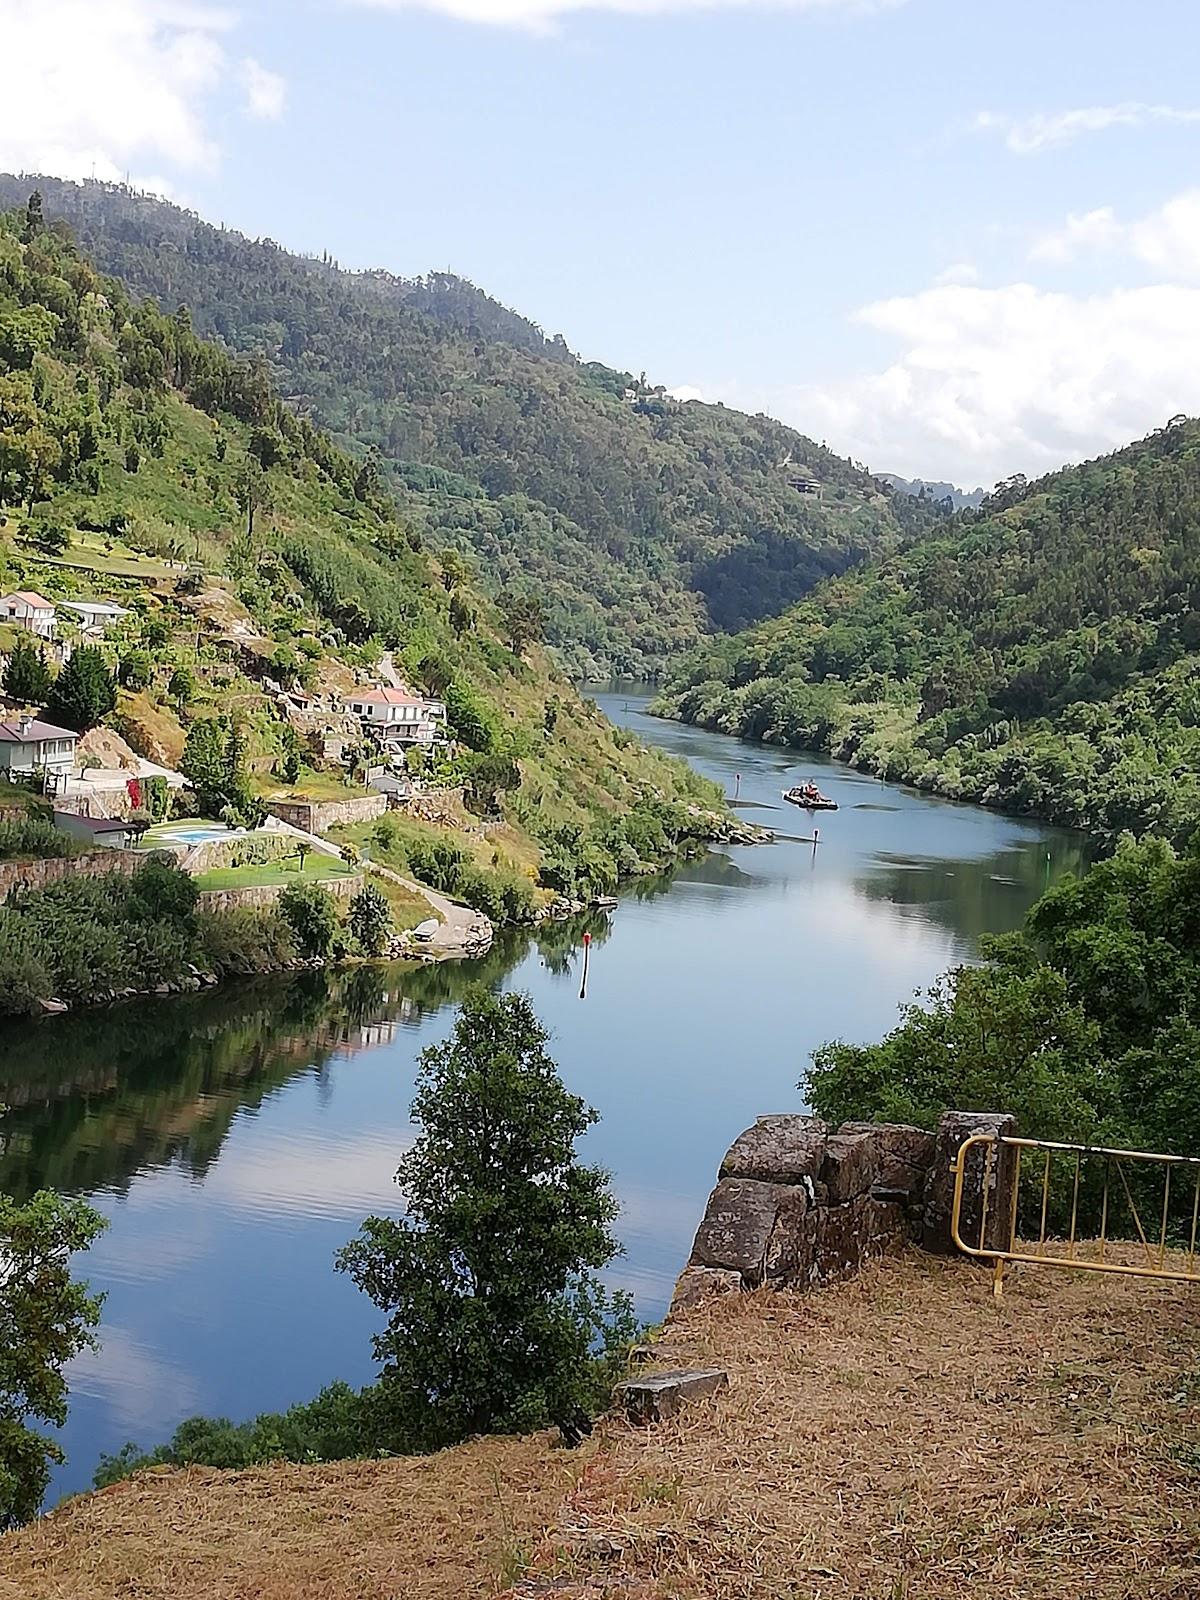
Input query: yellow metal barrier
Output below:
<box><xmin>949</xmin><ymin>1132</ymin><xmax>1200</xmax><ymax>1298</ymax></box>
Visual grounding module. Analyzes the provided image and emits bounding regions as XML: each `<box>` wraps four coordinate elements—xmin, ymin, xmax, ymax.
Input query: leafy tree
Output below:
<box><xmin>348</xmin><ymin>881</ymin><xmax>391</xmax><ymax>955</ymax></box>
<box><xmin>234</xmin><ymin>456</ymin><xmax>272</xmax><ymax>542</ymax></box>
<box><xmin>20</xmin><ymin>189</ymin><xmax>44</xmax><ymax>243</ymax></box>
<box><xmin>118</xmin><ymin>648</ymin><xmax>153</xmax><ymax>691</ymax></box>
<box><xmin>168</xmin><ymin>665</ymin><xmax>196</xmax><ymax>709</ymax></box>
<box><xmin>1</xmin><ymin>1188</ymin><xmax>106</xmax><ymax>1527</ymax></box>
<box><xmin>278</xmin><ymin>880</ymin><xmax>338</xmax><ymax>956</ymax></box>
<box><xmin>498</xmin><ymin>591</ymin><xmax>545</xmax><ymax>658</ymax></box>
<box><xmin>3</xmin><ymin>637</ymin><xmax>52</xmax><ymax>704</ymax></box>
<box><xmin>44</xmin><ymin>645</ymin><xmax>116</xmax><ymax>732</ymax></box>
<box><xmin>336</xmin><ymin>990</ymin><xmax>633</xmax><ymax>1451</ymax></box>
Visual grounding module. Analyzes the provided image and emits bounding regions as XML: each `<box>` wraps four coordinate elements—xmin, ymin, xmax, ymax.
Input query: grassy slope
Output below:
<box><xmin>0</xmin><ymin>208</ymin><xmax>722</xmax><ymax>896</ymax></box>
<box><xmin>4</xmin><ymin>1254</ymin><xmax>1195</xmax><ymax>1599</ymax></box>
<box><xmin>0</xmin><ymin>174</ymin><xmax>937</xmax><ymax>676</ymax></box>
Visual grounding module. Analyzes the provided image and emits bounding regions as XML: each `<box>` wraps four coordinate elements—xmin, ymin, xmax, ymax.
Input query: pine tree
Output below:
<box><xmin>2</xmin><ymin>637</ymin><xmax>52</xmax><ymax>705</ymax></box>
<box><xmin>44</xmin><ymin>646</ymin><xmax>116</xmax><ymax>732</ymax></box>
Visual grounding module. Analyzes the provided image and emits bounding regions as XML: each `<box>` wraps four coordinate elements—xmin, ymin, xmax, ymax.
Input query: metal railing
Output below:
<box><xmin>949</xmin><ymin>1132</ymin><xmax>1200</xmax><ymax>1298</ymax></box>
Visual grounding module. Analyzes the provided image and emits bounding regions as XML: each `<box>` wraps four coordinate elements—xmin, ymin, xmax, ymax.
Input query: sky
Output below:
<box><xmin>4</xmin><ymin>0</ymin><xmax>1200</xmax><ymax>488</ymax></box>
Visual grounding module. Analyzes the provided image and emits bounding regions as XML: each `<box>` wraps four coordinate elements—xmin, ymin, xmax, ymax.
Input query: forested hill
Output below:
<box><xmin>0</xmin><ymin>175</ymin><xmax>931</xmax><ymax>676</ymax></box>
<box><xmin>658</xmin><ymin>417</ymin><xmax>1200</xmax><ymax>846</ymax></box>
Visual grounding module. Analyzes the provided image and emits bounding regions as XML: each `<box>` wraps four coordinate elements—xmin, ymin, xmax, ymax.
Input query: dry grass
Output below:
<box><xmin>4</xmin><ymin>1254</ymin><xmax>1198</xmax><ymax>1600</ymax></box>
<box><xmin>521</xmin><ymin>1251</ymin><xmax>1200</xmax><ymax>1599</ymax></box>
<box><xmin>0</xmin><ymin>1433</ymin><xmax>585</xmax><ymax>1600</ymax></box>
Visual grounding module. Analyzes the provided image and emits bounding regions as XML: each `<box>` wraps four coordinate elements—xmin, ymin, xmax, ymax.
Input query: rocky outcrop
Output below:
<box><xmin>670</xmin><ymin>1114</ymin><xmax>938</xmax><ymax>1315</ymax></box>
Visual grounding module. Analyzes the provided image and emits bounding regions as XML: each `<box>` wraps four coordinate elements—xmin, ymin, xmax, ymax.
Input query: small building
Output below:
<box><xmin>0</xmin><ymin>715</ymin><xmax>78</xmax><ymax>779</ymax></box>
<box><xmin>52</xmin><ymin>811</ymin><xmax>140</xmax><ymax>850</ymax></box>
<box><xmin>0</xmin><ymin>592</ymin><xmax>56</xmax><ymax>638</ymax></box>
<box><xmin>790</xmin><ymin>473</ymin><xmax>821</xmax><ymax>497</ymax></box>
<box><xmin>59</xmin><ymin>599</ymin><xmax>130</xmax><ymax>633</ymax></box>
<box><xmin>343</xmin><ymin>687</ymin><xmax>446</xmax><ymax>746</ymax></box>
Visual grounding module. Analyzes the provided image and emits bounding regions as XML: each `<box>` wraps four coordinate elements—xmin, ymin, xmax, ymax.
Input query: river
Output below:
<box><xmin>0</xmin><ymin>690</ymin><xmax>1089</xmax><ymax>1500</ymax></box>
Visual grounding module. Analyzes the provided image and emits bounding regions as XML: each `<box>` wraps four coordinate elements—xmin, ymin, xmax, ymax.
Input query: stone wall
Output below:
<box><xmin>0</xmin><ymin>847</ymin><xmax>166</xmax><ymax>897</ymax></box>
<box><xmin>196</xmin><ymin>872</ymin><xmax>363</xmax><ymax>914</ymax></box>
<box><xmin>671</xmin><ymin>1114</ymin><xmax>941</xmax><ymax>1315</ymax></box>
<box><xmin>265</xmin><ymin>793</ymin><xmax>387</xmax><ymax>833</ymax></box>
<box><xmin>174</xmin><ymin>832</ymin><xmax>295</xmax><ymax>874</ymax></box>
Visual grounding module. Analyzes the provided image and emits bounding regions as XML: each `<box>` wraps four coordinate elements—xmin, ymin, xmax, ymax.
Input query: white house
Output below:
<box><xmin>59</xmin><ymin>599</ymin><xmax>130</xmax><ymax>633</ymax></box>
<box><xmin>0</xmin><ymin>715</ymin><xmax>78</xmax><ymax>779</ymax></box>
<box><xmin>343</xmin><ymin>687</ymin><xmax>446</xmax><ymax>746</ymax></box>
<box><xmin>0</xmin><ymin>592</ymin><xmax>56</xmax><ymax>639</ymax></box>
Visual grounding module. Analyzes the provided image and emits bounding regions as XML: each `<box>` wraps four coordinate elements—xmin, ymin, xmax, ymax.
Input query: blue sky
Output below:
<box><xmin>5</xmin><ymin>0</ymin><xmax>1200</xmax><ymax>486</ymax></box>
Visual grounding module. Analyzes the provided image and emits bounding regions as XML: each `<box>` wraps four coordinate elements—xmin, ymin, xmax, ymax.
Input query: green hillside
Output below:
<box><xmin>0</xmin><ymin>176</ymin><xmax>935</xmax><ymax>676</ymax></box>
<box><xmin>0</xmin><ymin>193</ymin><xmax>724</xmax><ymax>910</ymax></box>
<box><xmin>659</xmin><ymin>419</ymin><xmax>1200</xmax><ymax>846</ymax></box>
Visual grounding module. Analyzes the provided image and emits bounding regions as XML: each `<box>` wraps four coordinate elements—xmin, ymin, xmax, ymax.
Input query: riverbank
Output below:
<box><xmin>5</xmin><ymin>1253</ymin><xmax>1193</xmax><ymax>1600</ymax></box>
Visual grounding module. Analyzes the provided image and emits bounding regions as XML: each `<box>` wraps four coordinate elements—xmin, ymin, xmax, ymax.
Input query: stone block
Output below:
<box><xmin>923</xmin><ymin>1109</ymin><xmax>1018</xmax><ymax>1256</ymax></box>
<box><xmin>719</xmin><ymin>1115</ymin><xmax>828</xmax><ymax>1184</ymax></box>
<box><xmin>815</xmin><ymin>1194</ymin><xmax>874</xmax><ymax>1282</ymax></box>
<box><xmin>838</xmin><ymin>1121</ymin><xmax>937</xmax><ymax>1194</ymax></box>
<box><xmin>615</xmin><ymin>1368</ymin><xmax>729</xmax><ymax>1425</ymax></box>
<box><xmin>764</xmin><ymin>1185</ymin><xmax>819</xmax><ymax>1287</ymax></box>
<box><xmin>821</xmin><ymin>1131</ymin><xmax>879</xmax><ymax>1203</ymax></box>
<box><xmin>690</xmin><ymin>1178</ymin><xmax>784</xmax><ymax>1284</ymax></box>
<box><xmin>668</xmin><ymin>1266</ymin><xmax>742</xmax><ymax>1317</ymax></box>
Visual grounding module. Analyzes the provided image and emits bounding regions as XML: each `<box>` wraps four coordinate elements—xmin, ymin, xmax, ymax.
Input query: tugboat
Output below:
<box><xmin>782</xmin><ymin>781</ymin><xmax>838</xmax><ymax>811</ymax></box>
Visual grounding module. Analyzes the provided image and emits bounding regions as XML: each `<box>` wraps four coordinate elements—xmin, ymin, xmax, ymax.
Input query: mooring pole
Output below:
<box><xmin>578</xmin><ymin>931</ymin><xmax>591</xmax><ymax>1001</ymax></box>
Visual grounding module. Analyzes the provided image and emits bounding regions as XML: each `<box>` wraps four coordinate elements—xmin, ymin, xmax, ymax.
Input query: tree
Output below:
<box><xmin>349</xmin><ymin>882</ymin><xmax>392</xmax><ymax>955</ymax></box>
<box><xmin>438</xmin><ymin>549</ymin><xmax>469</xmax><ymax>592</ymax></box>
<box><xmin>234</xmin><ymin>457</ymin><xmax>272</xmax><ymax>542</ymax></box>
<box><xmin>118</xmin><ymin>649</ymin><xmax>153</xmax><ymax>691</ymax></box>
<box><xmin>278</xmin><ymin>880</ymin><xmax>338</xmax><ymax>956</ymax></box>
<box><xmin>3</xmin><ymin>637</ymin><xmax>52</xmax><ymax>705</ymax></box>
<box><xmin>180</xmin><ymin>717</ymin><xmax>228</xmax><ymax>814</ymax></box>
<box><xmin>498</xmin><ymin>591</ymin><xmax>545</xmax><ymax>658</ymax></box>
<box><xmin>336</xmin><ymin>990</ymin><xmax>633</xmax><ymax>1452</ymax></box>
<box><xmin>1</xmin><ymin>1188</ymin><xmax>106</xmax><ymax>1528</ymax></box>
<box><xmin>168</xmin><ymin>666</ymin><xmax>196</xmax><ymax>710</ymax></box>
<box><xmin>44</xmin><ymin>646</ymin><xmax>116</xmax><ymax>732</ymax></box>
<box><xmin>20</xmin><ymin>190</ymin><xmax>44</xmax><ymax>244</ymax></box>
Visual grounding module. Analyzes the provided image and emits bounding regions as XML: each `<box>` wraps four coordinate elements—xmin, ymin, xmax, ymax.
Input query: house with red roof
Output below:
<box><xmin>342</xmin><ymin>686</ymin><xmax>446</xmax><ymax>747</ymax></box>
<box><xmin>0</xmin><ymin>591</ymin><xmax>57</xmax><ymax>639</ymax></box>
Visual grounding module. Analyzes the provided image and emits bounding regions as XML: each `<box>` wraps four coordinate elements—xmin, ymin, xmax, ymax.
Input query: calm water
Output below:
<box><xmin>0</xmin><ymin>690</ymin><xmax>1089</xmax><ymax>1500</ymax></box>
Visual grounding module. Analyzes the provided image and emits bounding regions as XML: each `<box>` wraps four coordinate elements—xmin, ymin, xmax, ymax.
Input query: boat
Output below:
<box><xmin>782</xmin><ymin>784</ymin><xmax>838</xmax><ymax>811</ymax></box>
<box><xmin>591</xmin><ymin>895</ymin><xmax>619</xmax><ymax>911</ymax></box>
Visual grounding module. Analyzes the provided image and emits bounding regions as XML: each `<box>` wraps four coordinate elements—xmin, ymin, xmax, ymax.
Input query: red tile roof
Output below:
<box><xmin>347</xmin><ymin>687</ymin><xmax>428</xmax><ymax>706</ymax></box>
<box><xmin>2</xmin><ymin>592</ymin><xmax>55</xmax><ymax>611</ymax></box>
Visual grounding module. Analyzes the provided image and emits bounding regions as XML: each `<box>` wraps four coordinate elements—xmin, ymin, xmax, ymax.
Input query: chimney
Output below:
<box><xmin>18</xmin><ymin>714</ymin><xmax>33</xmax><ymax>737</ymax></box>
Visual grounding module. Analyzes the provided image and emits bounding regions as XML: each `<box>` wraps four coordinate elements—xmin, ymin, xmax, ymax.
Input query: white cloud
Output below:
<box><xmin>240</xmin><ymin>56</ymin><xmax>286</xmax><ymax>121</ymax></box>
<box><xmin>975</xmin><ymin>102</ymin><xmax>1200</xmax><ymax>156</ymax></box>
<box><xmin>1032</xmin><ymin>189</ymin><xmax>1200</xmax><ymax>281</ymax></box>
<box><xmin>354</xmin><ymin>0</ymin><xmax>902</xmax><ymax>32</ymax></box>
<box><xmin>759</xmin><ymin>281</ymin><xmax>1200</xmax><ymax>484</ymax></box>
<box><xmin>933</xmin><ymin>261</ymin><xmax>978</xmax><ymax>286</ymax></box>
<box><xmin>0</xmin><ymin>1</ymin><xmax>284</xmax><ymax>185</ymax></box>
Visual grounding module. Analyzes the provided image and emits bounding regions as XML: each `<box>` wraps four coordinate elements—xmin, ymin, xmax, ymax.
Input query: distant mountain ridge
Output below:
<box><xmin>880</xmin><ymin>474</ymin><xmax>986</xmax><ymax>510</ymax></box>
<box><xmin>0</xmin><ymin>175</ymin><xmax>941</xmax><ymax>676</ymax></box>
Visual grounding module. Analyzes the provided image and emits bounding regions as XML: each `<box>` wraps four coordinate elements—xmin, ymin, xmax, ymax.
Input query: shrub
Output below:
<box><xmin>196</xmin><ymin>906</ymin><xmax>297</xmax><ymax>975</ymax></box>
<box><xmin>277</xmin><ymin>881</ymin><xmax>339</xmax><ymax>957</ymax></box>
<box><xmin>348</xmin><ymin>882</ymin><xmax>391</xmax><ymax>955</ymax></box>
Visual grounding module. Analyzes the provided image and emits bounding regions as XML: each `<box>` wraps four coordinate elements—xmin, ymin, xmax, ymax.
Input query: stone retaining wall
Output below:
<box><xmin>0</xmin><ymin>847</ymin><xmax>167</xmax><ymax>897</ymax></box>
<box><xmin>671</xmin><ymin>1110</ymin><xmax>1005</xmax><ymax>1316</ymax></box>
<box><xmin>196</xmin><ymin>872</ymin><xmax>363</xmax><ymax>914</ymax></box>
<box><xmin>265</xmin><ymin>793</ymin><xmax>387</xmax><ymax>833</ymax></box>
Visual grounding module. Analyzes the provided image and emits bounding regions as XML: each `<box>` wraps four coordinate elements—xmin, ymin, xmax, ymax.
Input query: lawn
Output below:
<box><xmin>195</xmin><ymin>853</ymin><xmax>359</xmax><ymax>891</ymax></box>
<box><xmin>40</xmin><ymin>530</ymin><xmax>185</xmax><ymax>580</ymax></box>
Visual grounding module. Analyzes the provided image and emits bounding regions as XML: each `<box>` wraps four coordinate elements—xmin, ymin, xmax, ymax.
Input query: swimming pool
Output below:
<box><xmin>145</xmin><ymin>822</ymin><xmax>248</xmax><ymax>846</ymax></box>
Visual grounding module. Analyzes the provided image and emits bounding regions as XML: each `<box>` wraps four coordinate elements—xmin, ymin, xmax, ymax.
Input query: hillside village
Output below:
<box><xmin>0</xmin><ymin>195</ymin><xmax>744</xmax><ymax>1015</ymax></box>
